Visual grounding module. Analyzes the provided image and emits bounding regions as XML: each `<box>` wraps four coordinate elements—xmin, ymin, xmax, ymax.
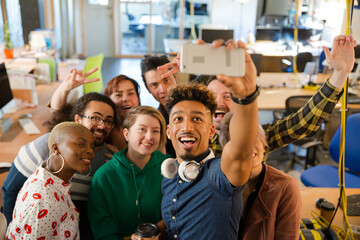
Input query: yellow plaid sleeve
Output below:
<box><xmin>262</xmin><ymin>79</ymin><xmax>342</xmax><ymax>154</ymax></box>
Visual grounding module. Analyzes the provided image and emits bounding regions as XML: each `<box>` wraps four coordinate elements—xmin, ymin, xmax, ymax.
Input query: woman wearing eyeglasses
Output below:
<box><xmin>88</xmin><ymin>106</ymin><xmax>169</xmax><ymax>239</ymax></box>
<box><xmin>6</xmin><ymin>122</ymin><xmax>94</xmax><ymax>239</ymax></box>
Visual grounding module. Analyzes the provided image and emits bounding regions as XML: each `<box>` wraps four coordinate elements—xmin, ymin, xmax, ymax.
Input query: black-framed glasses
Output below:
<box><xmin>81</xmin><ymin>115</ymin><xmax>114</xmax><ymax>128</ymax></box>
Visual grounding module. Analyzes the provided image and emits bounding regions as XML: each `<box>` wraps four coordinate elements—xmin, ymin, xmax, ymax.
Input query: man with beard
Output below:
<box><xmin>161</xmin><ymin>40</ymin><xmax>258</xmax><ymax>239</ymax></box>
<box><xmin>207</xmin><ymin>35</ymin><xmax>357</xmax><ymax>158</ymax></box>
<box><xmin>2</xmin><ymin>92</ymin><xmax>116</xmax><ymax>240</ymax></box>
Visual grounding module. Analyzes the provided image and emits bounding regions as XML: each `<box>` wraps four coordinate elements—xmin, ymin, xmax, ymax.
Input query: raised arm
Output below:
<box><xmin>219</xmin><ymin>40</ymin><xmax>259</xmax><ymax>187</ymax></box>
<box><xmin>263</xmin><ymin>35</ymin><xmax>357</xmax><ymax>154</ymax></box>
<box><xmin>50</xmin><ymin>68</ymin><xmax>99</xmax><ymax>110</ymax></box>
<box><xmin>325</xmin><ymin>34</ymin><xmax>357</xmax><ymax>88</ymax></box>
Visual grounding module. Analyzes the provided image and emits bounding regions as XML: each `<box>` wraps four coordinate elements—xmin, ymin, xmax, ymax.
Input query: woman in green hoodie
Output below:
<box><xmin>88</xmin><ymin>106</ymin><xmax>170</xmax><ymax>239</ymax></box>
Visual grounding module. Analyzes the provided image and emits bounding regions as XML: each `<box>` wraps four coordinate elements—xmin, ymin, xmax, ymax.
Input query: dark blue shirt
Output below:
<box><xmin>161</xmin><ymin>157</ymin><xmax>244</xmax><ymax>239</ymax></box>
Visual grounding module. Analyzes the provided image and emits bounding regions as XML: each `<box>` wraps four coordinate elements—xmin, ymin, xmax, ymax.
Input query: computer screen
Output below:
<box><xmin>0</xmin><ymin>63</ymin><xmax>15</xmax><ymax>119</ymax></box>
<box><xmin>200</xmin><ymin>29</ymin><xmax>234</xmax><ymax>43</ymax></box>
<box><xmin>185</xmin><ymin>2</ymin><xmax>207</xmax><ymax>15</ymax></box>
<box><xmin>281</xmin><ymin>28</ymin><xmax>313</xmax><ymax>44</ymax></box>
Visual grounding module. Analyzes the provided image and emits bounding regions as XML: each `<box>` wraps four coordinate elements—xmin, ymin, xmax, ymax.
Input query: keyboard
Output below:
<box><xmin>18</xmin><ymin>118</ymin><xmax>41</xmax><ymax>135</ymax></box>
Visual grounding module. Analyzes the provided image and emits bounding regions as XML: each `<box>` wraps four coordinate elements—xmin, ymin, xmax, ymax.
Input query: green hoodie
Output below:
<box><xmin>88</xmin><ymin>149</ymin><xmax>170</xmax><ymax>239</ymax></box>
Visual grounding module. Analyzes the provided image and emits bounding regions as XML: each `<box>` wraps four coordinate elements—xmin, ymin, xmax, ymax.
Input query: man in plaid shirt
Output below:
<box><xmin>208</xmin><ymin>35</ymin><xmax>355</xmax><ymax>157</ymax></box>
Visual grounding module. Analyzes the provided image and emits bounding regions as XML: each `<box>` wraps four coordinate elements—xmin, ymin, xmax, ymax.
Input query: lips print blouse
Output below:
<box><xmin>6</xmin><ymin>163</ymin><xmax>80</xmax><ymax>239</ymax></box>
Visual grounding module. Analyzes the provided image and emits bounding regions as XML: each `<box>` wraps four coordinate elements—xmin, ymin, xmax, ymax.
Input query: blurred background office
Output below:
<box><xmin>0</xmin><ymin>0</ymin><xmax>359</xmax><ymax>59</ymax></box>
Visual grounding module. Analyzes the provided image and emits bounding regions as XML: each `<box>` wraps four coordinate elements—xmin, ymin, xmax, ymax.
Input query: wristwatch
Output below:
<box><xmin>231</xmin><ymin>85</ymin><xmax>260</xmax><ymax>105</ymax></box>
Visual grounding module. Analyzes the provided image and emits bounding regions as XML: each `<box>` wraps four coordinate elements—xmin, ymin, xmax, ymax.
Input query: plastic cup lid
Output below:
<box><xmin>135</xmin><ymin>223</ymin><xmax>160</xmax><ymax>238</ymax></box>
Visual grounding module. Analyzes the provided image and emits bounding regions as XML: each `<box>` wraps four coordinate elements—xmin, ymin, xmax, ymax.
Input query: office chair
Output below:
<box><xmin>301</xmin><ymin>113</ymin><xmax>360</xmax><ymax>188</ymax></box>
<box><xmin>279</xmin><ymin>95</ymin><xmax>324</xmax><ymax>172</ymax></box>
<box><xmin>83</xmin><ymin>54</ymin><xmax>104</xmax><ymax>94</ymax></box>
<box><xmin>250</xmin><ymin>53</ymin><xmax>263</xmax><ymax>76</ymax></box>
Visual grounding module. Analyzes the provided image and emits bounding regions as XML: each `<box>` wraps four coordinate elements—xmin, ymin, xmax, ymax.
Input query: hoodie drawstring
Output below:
<box><xmin>131</xmin><ymin>164</ymin><xmax>150</xmax><ymax>220</ymax></box>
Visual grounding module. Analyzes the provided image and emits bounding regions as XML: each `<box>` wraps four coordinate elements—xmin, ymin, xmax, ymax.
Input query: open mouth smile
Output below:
<box><xmin>214</xmin><ymin>110</ymin><xmax>226</xmax><ymax>120</ymax></box>
<box><xmin>179</xmin><ymin>136</ymin><xmax>197</xmax><ymax>149</ymax></box>
<box><xmin>81</xmin><ymin>158</ymin><xmax>92</xmax><ymax>165</ymax></box>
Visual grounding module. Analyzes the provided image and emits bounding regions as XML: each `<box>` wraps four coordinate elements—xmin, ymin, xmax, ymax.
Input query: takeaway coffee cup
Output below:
<box><xmin>320</xmin><ymin>201</ymin><xmax>335</xmax><ymax>223</ymax></box>
<box><xmin>135</xmin><ymin>223</ymin><xmax>160</xmax><ymax>240</ymax></box>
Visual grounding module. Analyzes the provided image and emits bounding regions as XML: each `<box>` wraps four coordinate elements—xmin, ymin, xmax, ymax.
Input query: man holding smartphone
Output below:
<box><xmin>207</xmin><ymin>34</ymin><xmax>357</xmax><ymax>159</ymax></box>
<box><xmin>160</xmin><ymin>40</ymin><xmax>259</xmax><ymax>239</ymax></box>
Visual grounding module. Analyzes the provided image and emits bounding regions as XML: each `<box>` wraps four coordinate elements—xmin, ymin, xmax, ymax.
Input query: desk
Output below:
<box><xmin>248</xmin><ymin>41</ymin><xmax>322</xmax><ymax>72</ymax></box>
<box><xmin>0</xmin><ymin>82</ymin><xmax>59</xmax><ymax>207</ymax></box>
<box><xmin>301</xmin><ymin>187</ymin><xmax>360</xmax><ymax>231</ymax></box>
<box><xmin>163</xmin><ymin>38</ymin><xmax>192</xmax><ymax>56</ymax></box>
<box><xmin>257</xmin><ymin>73</ymin><xmax>360</xmax><ymax>110</ymax></box>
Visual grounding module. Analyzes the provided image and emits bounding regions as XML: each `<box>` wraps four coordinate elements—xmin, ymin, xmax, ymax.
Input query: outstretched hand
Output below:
<box><xmin>157</xmin><ymin>39</ymin><xmax>205</xmax><ymax>78</ymax></box>
<box><xmin>63</xmin><ymin>67</ymin><xmax>100</xmax><ymax>92</ymax></box>
<box><xmin>215</xmin><ymin>40</ymin><xmax>257</xmax><ymax>99</ymax></box>
<box><xmin>323</xmin><ymin>35</ymin><xmax>357</xmax><ymax>73</ymax></box>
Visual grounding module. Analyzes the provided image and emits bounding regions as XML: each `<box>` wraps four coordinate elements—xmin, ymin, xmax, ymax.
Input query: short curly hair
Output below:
<box><xmin>166</xmin><ymin>83</ymin><xmax>217</xmax><ymax>116</ymax></box>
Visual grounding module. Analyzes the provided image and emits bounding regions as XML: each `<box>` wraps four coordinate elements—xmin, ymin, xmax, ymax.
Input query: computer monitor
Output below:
<box><xmin>199</xmin><ymin>29</ymin><xmax>234</xmax><ymax>43</ymax></box>
<box><xmin>185</xmin><ymin>1</ymin><xmax>208</xmax><ymax>15</ymax></box>
<box><xmin>281</xmin><ymin>28</ymin><xmax>313</xmax><ymax>45</ymax></box>
<box><xmin>0</xmin><ymin>63</ymin><xmax>15</xmax><ymax>119</ymax></box>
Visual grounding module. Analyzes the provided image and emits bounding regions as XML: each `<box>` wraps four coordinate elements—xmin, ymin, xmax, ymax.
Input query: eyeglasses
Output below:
<box><xmin>81</xmin><ymin>115</ymin><xmax>114</xmax><ymax>128</ymax></box>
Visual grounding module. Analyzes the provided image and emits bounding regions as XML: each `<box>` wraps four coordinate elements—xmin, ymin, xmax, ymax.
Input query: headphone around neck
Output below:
<box><xmin>161</xmin><ymin>150</ymin><xmax>215</xmax><ymax>182</ymax></box>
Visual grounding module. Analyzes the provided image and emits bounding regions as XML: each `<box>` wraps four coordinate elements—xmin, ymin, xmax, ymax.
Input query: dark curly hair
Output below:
<box><xmin>45</xmin><ymin>92</ymin><xmax>118</xmax><ymax>131</ymax></box>
<box><xmin>140</xmin><ymin>55</ymin><xmax>169</xmax><ymax>88</ymax></box>
<box><xmin>103</xmin><ymin>74</ymin><xmax>141</xmax><ymax>104</ymax></box>
<box><xmin>166</xmin><ymin>83</ymin><xmax>217</xmax><ymax>116</ymax></box>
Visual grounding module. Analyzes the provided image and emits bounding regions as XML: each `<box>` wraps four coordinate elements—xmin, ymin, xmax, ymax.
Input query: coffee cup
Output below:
<box><xmin>320</xmin><ymin>201</ymin><xmax>335</xmax><ymax>223</ymax></box>
<box><xmin>135</xmin><ymin>223</ymin><xmax>160</xmax><ymax>240</ymax></box>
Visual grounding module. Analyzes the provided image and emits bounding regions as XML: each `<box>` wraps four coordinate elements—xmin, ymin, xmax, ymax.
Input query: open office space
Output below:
<box><xmin>0</xmin><ymin>0</ymin><xmax>360</xmax><ymax>238</ymax></box>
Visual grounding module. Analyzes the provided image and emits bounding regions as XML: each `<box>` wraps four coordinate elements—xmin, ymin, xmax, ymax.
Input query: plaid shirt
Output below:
<box><xmin>209</xmin><ymin>80</ymin><xmax>343</xmax><ymax>157</ymax></box>
<box><xmin>209</xmin><ymin>133</ymin><xmax>223</xmax><ymax>158</ymax></box>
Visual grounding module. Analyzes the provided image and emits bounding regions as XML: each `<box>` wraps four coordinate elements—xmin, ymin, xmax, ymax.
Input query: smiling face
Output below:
<box><xmin>144</xmin><ymin>69</ymin><xmax>177</xmax><ymax>108</ymax></box>
<box><xmin>57</xmin><ymin>128</ymin><xmax>95</xmax><ymax>174</ymax></box>
<box><xmin>75</xmin><ymin>101</ymin><xmax>114</xmax><ymax>149</ymax></box>
<box><xmin>109</xmin><ymin>79</ymin><xmax>140</xmax><ymax>117</ymax></box>
<box><xmin>167</xmin><ymin>100</ymin><xmax>215</xmax><ymax>162</ymax></box>
<box><xmin>207</xmin><ymin>79</ymin><xmax>234</xmax><ymax>134</ymax></box>
<box><xmin>124</xmin><ymin>114</ymin><xmax>161</xmax><ymax>157</ymax></box>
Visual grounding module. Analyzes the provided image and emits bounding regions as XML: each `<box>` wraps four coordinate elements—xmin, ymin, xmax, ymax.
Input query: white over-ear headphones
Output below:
<box><xmin>161</xmin><ymin>149</ymin><xmax>215</xmax><ymax>182</ymax></box>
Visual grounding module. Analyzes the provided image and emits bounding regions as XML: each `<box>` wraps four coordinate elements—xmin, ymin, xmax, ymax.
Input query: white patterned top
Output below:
<box><xmin>6</xmin><ymin>163</ymin><xmax>80</xmax><ymax>240</ymax></box>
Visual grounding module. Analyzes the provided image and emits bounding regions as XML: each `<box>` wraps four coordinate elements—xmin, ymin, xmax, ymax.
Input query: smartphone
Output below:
<box><xmin>180</xmin><ymin>43</ymin><xmax>245</xmax><ymax>77</ymax></box>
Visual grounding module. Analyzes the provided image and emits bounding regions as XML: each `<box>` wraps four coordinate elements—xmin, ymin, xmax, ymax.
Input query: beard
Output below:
<box><xmin>179</xmin><ymin>151</ymin><xmax>196</xmax><ymax>162</ymax></box>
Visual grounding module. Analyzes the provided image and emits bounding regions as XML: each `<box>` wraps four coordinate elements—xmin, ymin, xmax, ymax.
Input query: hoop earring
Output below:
<box><xmin>46</xmin><ymin>153</ymin><xmax>65</xmax><ymax>174</ymax></box>
<box><xmin>84</xmin><ymin>165</ymin><xmax>92</xmax><ymax>177</ymax></box>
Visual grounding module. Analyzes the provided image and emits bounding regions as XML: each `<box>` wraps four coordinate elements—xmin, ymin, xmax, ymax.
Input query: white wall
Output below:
<box><xmin>84</xmin><ymin>1</ymin><xmax>114</xmax><ymax>57</ymax></box>
<box><xmin>341</xmin><ymin>8</ymin><xmax>360</xmax><ymax>43</ymax></box>
<box><xmin>211</xmin><ymin>0</ymin><xmax>258</xmax><ymax>40</ymax></box>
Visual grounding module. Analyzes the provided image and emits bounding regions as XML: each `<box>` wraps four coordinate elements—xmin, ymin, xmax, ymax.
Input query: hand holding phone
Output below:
<box><xmin>180</xmin><ymin>43</ymin><xmax>245</xmax><ymax>77</ymax></box>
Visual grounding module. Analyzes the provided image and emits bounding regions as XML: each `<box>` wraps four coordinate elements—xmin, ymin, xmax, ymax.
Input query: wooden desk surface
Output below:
<box><xmin>257</xmin><ymin>73</ymin><xmax>360</xmax><ymax>110</ymax></box>
<box><xmin>301</xmin><ymin>187</ymin><xmax>360</xmax><ymax>229</ymax></box>
<box><xmin>0</xmin><ymin>82</ymin><xmax>59</xmax><ymax>206</ymax></box>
